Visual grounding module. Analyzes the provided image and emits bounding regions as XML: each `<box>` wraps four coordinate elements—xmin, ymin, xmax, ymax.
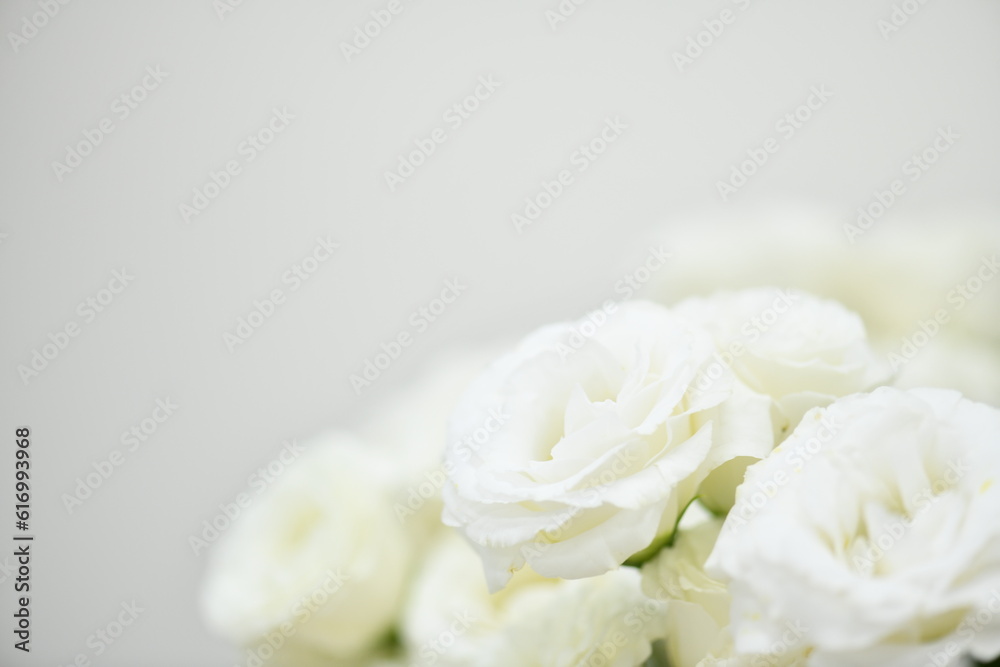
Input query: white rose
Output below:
<box><xmin>650</xmin><ymin>213</ymin><xmax>1000</xmax><ymax>341</ymax></box>
<box><xmin>201</xmin><ymin>433</ymin><xmax>412</xmax><ymax>659</ymax></box>
<box><xmin>893</xmin><ymin>333</ymin><xmax>1000</xmax><ymax>407</ymax></box>
<box><xmin>359</xmin><ymin>348</ymin><xmax>501</xmax><ymax>533</ymax></box>
<box><xmin>674</xmin><ymin>288</ymin><xmax>891</xmax><ymax>512</ymax></box>
<box><xmin>648</xmin><ymin>213</ymin><xmax>1000</xmax><ymax>403</ymax></box>
<box><xmin>641</xmin><ymin>507</ymin><xmax>808</xmax><ymax>667</ymax></box>
<box><xmin>481</xmin><ymin>567</ymin><xmax>666</xmax><ymax>667</ymax></box>
<box><xmin>674</xmin><ymin>288</ymin><xmax>891</xmax><ymax>433</ymax></box>
<box><xmin>674</xmin><ymin>288</ymin><xmax>891</xmax><ymax>431</ymax></box>
<box><xmin>708</xmin><ymin>387</ymin><xmax>1000</xmax><ymax>666</ymax></box>
<box><xmin>401</xmin><ymin>532</ymin><xmax>557</xmax><ymax>666</ymax></box>
<box><xmin>265</xmin><ymin>642</ymin><xmax>405</xmax><ymax>667</ymax></box>
<box><xmin>442</xmin><ymin>300</ymin><xmax>774</xmax><ymax>589</ymax></box>
<box><xmin>403</xmin><ymin>532</ymin><xmax>662</xmax><ymax>667</ymax></box>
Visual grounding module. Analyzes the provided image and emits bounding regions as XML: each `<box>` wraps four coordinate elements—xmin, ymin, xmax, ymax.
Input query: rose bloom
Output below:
<box><xmin>402</xmin><ymin>532</ymin><xmax>556</xmax><ymax>667</ymax></box>
<box><xmin>641</xmin><ymin>507</ymin><xmax>809</xmax><ymax>667</ymax></box>
<box><xmin>201</xmin><ymin>433</ymin><xmax>411</xmax><ymax>659</ymax></box>
<box><xmin>708</xmin><ymin>387</ymin><xmax>1000</xmax><ymax>667</ymax></box>
<box><xmin>442</xmin><ymin>300</ymin><xmax>775</xmax><ymax>589</ymax></box>
<box><xmin>480</xmin><ymin>566</ymin><xmax>665</xmax><ymax>667</ymax></box>
<box><xmin>674</xmin><ymin>288</ymin><xmax>891</xmax><ymax>511</ymax></box>
<box><xmin>648</xmin><ymin>212</ymin><xmax>1000</xmax><ymax>406</ymax></box>
<box><xmin>402</xmin><ymin>531</ymin><xmax>663</xmax><ymax>667</ymax></box>
<box><xmin>264</xmin><ymin>642</ymin><xmax>405</xmax><ymax>667</ymax></box>
<box><xmin>674</xmin><ymin>287</ymin><xmax>891</xmax><ymax>431</ymax></box>
<box><xmin>359</xmin><ymin>348</ymin><xmax>500</xmax><ymax>536</ymax></box>
<box><xmin>403</xmin><ymin>532</ymin><xmax>664</xmax><ymax>667</ymax></box>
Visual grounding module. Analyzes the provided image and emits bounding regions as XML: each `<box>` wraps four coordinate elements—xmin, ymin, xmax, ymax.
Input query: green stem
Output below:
<box><xmin>623</xmin><ymin>496</ymin><xmax>699</xmax><ymax>568</ymax></box>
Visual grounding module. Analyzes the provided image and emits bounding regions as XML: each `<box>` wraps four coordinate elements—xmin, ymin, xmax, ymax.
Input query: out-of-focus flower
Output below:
<box><xmin>648</xmin><ymin>213</ymin><xmax>1000</xmax><ymax>405</ymax></box>
<box><xmin>641</xmin><ymin>508</ymin><xmax>809</xmax><ymax>667</ymax></box>
<box><xmin>401</xmin><ymin>532</ymin><xmax>556</xmax><ymax>666</ymax></box>
<box><xmin>675</xmin><ymin>287</ymin><xmax>891</xmax><ymax>511</ymax></box>
<box><xmin>893</xmin><ymin>336</ymin><xmax>1000</xmax><ymax>407</ymax></box>
<box><xmin>674</xmin><ymin>287</ymin><xmax>890</xmax><ymax>432</ymax></box>
<box><xmin>264</xmin><ymin>642</ymin><xmax>406</xmax><ymax>667</ymax></box>
<box><xmin>403</xmin><ymin>532</ymin><xmax>664</xmax><ymax>667</ymax></box>
<box><xmin>201</xmin><ymin>433</ymin><xmax>411</xmax><ymax>659</ymax></box>
<box><xmin>359</xmin><ymin>348</ymin><xmax>500</xmax><ymax>539</ymax></box>
<box><xmin>480</xmin><ymin>567</ymin><xmax>665</xmax><ymax>667</ymax></box>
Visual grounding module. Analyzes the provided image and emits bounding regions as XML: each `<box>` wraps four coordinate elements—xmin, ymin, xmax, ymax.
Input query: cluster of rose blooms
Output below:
<box><xmin>201</xmin><ymin>220</ymin><xmax>1000</xmax><ymax>667</ymax></box>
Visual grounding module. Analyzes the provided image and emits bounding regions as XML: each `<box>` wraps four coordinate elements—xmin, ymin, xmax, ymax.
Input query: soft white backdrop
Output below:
<box><xmin>0</xmin><ymin>0</ymin><xmax>998</xmax><ymax>665</ymax></box>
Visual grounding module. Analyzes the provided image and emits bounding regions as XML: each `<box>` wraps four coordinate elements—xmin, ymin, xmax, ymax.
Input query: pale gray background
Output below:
<box><xmin>0</xmin><ymin>0</ymin><xmax>998</xmax><ymax>665</ymax></box>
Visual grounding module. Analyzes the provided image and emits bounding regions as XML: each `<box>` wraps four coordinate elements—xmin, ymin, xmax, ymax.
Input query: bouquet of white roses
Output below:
<box><xmin>200</xmin><ymin>221</ymin><xmax>1000</xmax><ymax>667</ymax></box>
